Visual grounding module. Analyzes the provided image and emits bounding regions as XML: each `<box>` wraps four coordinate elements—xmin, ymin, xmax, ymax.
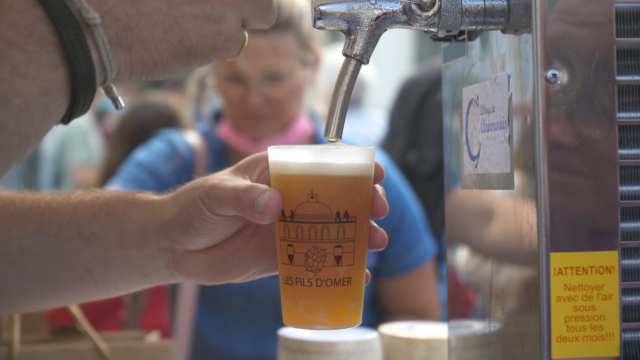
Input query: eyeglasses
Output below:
<box><xmin>216</xmin><ymin>70</ymin><xmax>303</xmax><ymax>100</ymax></box>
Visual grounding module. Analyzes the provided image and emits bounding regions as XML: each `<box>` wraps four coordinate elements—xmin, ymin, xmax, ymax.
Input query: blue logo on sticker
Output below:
<box><xmin>465</xmin><ymin>96</ymin><xmax>481</xmax><ymax>168</ymax></box>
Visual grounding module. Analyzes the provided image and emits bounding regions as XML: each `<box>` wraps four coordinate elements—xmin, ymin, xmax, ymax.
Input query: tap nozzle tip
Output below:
<box><xmin>323</xmin><ymin>57</ymin><xmax>363</xmax><ymax>145</ymax></box>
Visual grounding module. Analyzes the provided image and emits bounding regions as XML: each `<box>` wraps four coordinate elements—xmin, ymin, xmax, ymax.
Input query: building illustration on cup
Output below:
<box><xmin>279</xmin><ymin>191</ymin><xmax>356</xmax><ymax>276</ymax></box>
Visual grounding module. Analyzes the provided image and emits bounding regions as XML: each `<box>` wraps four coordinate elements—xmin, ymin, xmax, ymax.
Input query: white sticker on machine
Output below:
<box><xmin>462</xmin><ymin>74</ymin><xmax>511</xmax><ymax>175</ymax></box>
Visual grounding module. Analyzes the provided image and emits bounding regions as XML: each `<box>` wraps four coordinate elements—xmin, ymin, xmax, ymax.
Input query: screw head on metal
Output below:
<box><xmin>545</xmin><ymin>69</ymin><xmax>562</xmax><ymax>85</ymax></box>
<box><xmin>419</xmin><ymin>0</ymin><xmax>438</xmax><ymax>11</ymax></box>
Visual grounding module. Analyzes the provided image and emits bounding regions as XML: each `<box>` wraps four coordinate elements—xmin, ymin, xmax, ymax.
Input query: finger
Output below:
<box><xmin>364</xmin><ymin>270</ymin><xmax>372</xmax><ymax>285</ymax></box>
<box><xmin>368</xmin><ymin>221</ymin><xmax>388</xmax><ymax>251</ymax></box>
<box><xmin>203</xmin><ymin>176</ymin><xmax>282</xmax><ymax>224</ymax></box>
<box><xmin>373</xmin><ymin>161</ymin><xmax>385</xmax><ymax>185</ymax></box>
<box><xmin>233</xmin><ymin>152</ymin><xmax>271</xmax><ymax>185</ymax></box>
<box><xmin>371</xmin><ymin>185</ymin><xmax>388</xmax><ymax>220</ymax></box>
<box><xmin>242</xmin><ymin>0</ymin><xmax>278</xmax><ymax>30</ymax></box>
<box><xmin>172</xmin><ymin>224</ymin><xmax>278</xmax><ymax>284</ymax></box>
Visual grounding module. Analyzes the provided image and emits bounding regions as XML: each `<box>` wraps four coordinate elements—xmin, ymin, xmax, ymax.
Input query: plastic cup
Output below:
<box><xmin>268</xmin><ymin>145</ymin><xmax>376</xmax><ymax>329</ymax></box>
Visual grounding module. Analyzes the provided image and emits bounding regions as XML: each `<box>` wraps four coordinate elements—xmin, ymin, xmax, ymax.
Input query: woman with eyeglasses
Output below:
<box><xmin>106</xmin><ymin>0</ymin><xmax>442</xmax><ymax>358</ymax></box>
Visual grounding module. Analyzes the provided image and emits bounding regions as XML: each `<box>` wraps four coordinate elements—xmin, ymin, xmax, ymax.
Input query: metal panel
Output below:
<box><xmin>542</xmin><ymin>1</ymin><xmax>621</xmax><ymax>359</ymax></box>
<box><xmin>444</xmin><ymin>0</ymin><xmax>628</xmax><ymax>359</ymax></box>
<box><xmin>542</xmin><ymin>0</ymin><xmax>618</xmax><ymax>253</ymax></box>
<box><xmin>442</xmin><ymin>19</ymin><xmax>539</xmax><ymax>360</ymax></box>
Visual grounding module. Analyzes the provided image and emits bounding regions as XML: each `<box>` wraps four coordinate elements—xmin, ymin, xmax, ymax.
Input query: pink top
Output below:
<box><xmin>215</xmin><ymin>115</ymin><xmax>316</xmax><ymax>156</ymax></box>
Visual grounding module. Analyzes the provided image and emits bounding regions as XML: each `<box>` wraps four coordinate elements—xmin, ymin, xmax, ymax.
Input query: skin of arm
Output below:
<box><xmin>0</xmin><ymin>0</ymin><xmax>277</xmax><ymax>175</ymax></box>
<box><xmin>0</xmin><ymin>0</ymin><xmax>71</xmax><ymax>175</ymax></box>
<box><xmin>376</xmin><ymin>260</ymin><xmax>442</xmax><ymax>322</ymax></box>
<box><xmin>0</xmin><ymin>0</ymin><xmax>282</xmax><ymax>313</ymax></box>
<box><xmin>0</xmin><ymin>190</ymin><xmax>174</xmax><ymax>313</ymax></box>
<box><xmin>446</xmin><ymin>187</ymin><xmax>538</xmax><ymax>267</ymax></box>
<box><xmin>0</xmin><ymin>0</ymin><xmax>389</xmax><ymax>315</ymax></box>
<box><xmin>0</xmin><ymin>154</ymin><xmax>390</xmax><ymax>314</ymax></box>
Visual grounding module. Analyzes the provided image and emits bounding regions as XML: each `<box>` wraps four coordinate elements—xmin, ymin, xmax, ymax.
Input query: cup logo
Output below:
<box><xmin>278</xmin><ymin>191</ymin><xmax>356</xmax><ymax>277</ymax></box>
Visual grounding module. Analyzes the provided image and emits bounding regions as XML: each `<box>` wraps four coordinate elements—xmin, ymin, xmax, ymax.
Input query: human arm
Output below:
<box><xmin>0</xmin><ymin>153</ymin><xmax>389</xmax><ymax>314</ymax></box>
<box><xmin>0</xmin><ymin>190</ymin><xmax>172</xmax><ymax>314</ymax></box>
<box><xmin>373</xmin><ymin>151</ymin><xmax>443</xmax><ymax>322</ymax></box>
<box><xmin>376</xmin><ymin>260</ymin><xmax>442</xmax><ymax>321</ymax></box>
<box><xmin>0</xmin><ymin>0</ymin><xmax>276</xmax><ymax>175</ymax></box>
<box><xmin>446</xmin><ymin>187</ymin><xmax>538</xmax><ymax>266</ymax></box>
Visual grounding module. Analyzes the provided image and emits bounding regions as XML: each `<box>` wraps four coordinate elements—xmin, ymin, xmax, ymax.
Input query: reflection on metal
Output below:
<box><xmin>615</xmin><ymin>5</ymin><xmax>640</xmax><ymax>359</ymax></box>
<box><xmin>443</xmin><ymin>22</ymin><xmax>538</xmax><ymax>359</ymax></box>
<box><xmin>442</xmin><ymin>39</ymin><xmax>467</xmax><ymax>65</ymax></box>
<box><xmin>622</xmin><ymin>288</ymin><xmax>640</xmax><ymax>323</ymax></box>
<box><xmin>324</xmin><ymin>57</ymin><xmax>362</xmax><ymax>142</ymax></box>
<box><xmin>616</xmin><ymin>4</ymin><xmax>640</xmax><ymax>39</ymax></box>
<box><xmin>313</xmin><ymin>0</ymin><xmax>531</xmax><ymax>141</ymax></box>
<box><xmin>621</xmin><ymin>206</ymin><xmax>640</xmax><ymax>242</ymax></box>
<box><xmin>544</xmin><ymin>69</ymin><xmax>561</xmax><ymax>85</ymax></box>
<box><xmin>617</xmin><ymin>85</ymin><xmax>640</xmax><ymax>119</ymax></box>
<box><xmin>619</xmin><ymin>125</ymin><xmax>640</xmax><ymax>160</ymax></box>
<box><xmin>622</xmin><ymin>247</ymin><xmax>640</xmax><ymax>283</ymax></box>
<box><xmin>620</xmin><ymin>166</ymin><xmax>640</xmax><ymax>201</ymax></box>
<box><xmin>444</xmin><ymin>0</ymin><xmax>637</xmax><ymax>359</ymax></box>
<box><xmin>616</xmin><ymin>44</ymin><xmax>640</xmax><ymax>79</ymax></box>
<box><xmin>623</xmin><ymin>329</ymin><xmax>640</xmax><ymax>360</ymax></box>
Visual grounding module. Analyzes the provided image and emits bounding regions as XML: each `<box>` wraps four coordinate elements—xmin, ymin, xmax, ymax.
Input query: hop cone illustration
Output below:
<box><xmin>304</xmin><ymin>246</ymin><xmax>327</xmax><ymax>275</ymax></box>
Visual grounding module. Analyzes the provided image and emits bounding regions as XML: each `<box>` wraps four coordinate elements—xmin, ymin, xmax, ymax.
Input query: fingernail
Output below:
<box><xmin>255</xmin><ymin>190</ymin><xmax>273</xmax><ymax>214</ymax></box>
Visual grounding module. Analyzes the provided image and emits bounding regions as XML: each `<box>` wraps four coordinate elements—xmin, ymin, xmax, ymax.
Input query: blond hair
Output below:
<box><xmin>250</xmin><ymin>0</ymin><xmax>324</xmax><ymax>67</ymax></box>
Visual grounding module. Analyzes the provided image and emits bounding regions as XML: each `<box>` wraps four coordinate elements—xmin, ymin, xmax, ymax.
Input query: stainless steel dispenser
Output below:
<box><xmin>313</xmin><ymin>0</ymin><xmax>640</xmax><ymax>359</ymax></box>
<box><xmin>313</xmin><ymin>0</ymin><xmax>530</xmax><ymax>141</ymax></box>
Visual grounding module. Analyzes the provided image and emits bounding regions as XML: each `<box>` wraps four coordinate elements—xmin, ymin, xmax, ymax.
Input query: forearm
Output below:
<box><xmin>0</xmin><ymin>190</ymin><xmax>176</xmax><ymax>314</ymax></box>
<box><xmin>377</xmin><ymin>261</ymin><xmax>443</xmax><ymax>322</ymax></box>
<box><xmin>0</xmin><ymin>0</ymin><xmax>274</xmax><ymax>175</ymax></box>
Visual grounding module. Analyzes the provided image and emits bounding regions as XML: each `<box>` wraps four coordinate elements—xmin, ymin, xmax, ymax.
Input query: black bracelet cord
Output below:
<box><xmin>35</xmin><ymin>0</ymin><xmax>96</xmax><ymax>125</ymax></box>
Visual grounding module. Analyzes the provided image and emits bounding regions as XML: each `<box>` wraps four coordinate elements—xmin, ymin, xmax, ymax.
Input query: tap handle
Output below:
<box><xmin>315</xmin><ymin>0</ymin><xmax>530</xmax><ymax>142</ymax></box>
<box><xmin>313</xmin><ymin>0</ymin><xmax>424</xmax><ymax>65</ymax></box>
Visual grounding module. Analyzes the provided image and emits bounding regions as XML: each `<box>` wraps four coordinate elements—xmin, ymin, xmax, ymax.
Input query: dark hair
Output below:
<box><xmin>98</xmin><ymin>96</ymin><xmax>188</xmax><ymax>186</ymax></box>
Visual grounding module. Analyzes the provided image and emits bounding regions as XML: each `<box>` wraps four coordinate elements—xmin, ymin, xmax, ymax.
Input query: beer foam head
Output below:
<box><xmin>268</xmin><ymin>145</ymin><xmax>375</xmax><ymax>176</ymax></box>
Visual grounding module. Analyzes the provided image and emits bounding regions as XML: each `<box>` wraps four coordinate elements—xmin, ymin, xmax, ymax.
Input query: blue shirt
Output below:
<box><xmin>108</xmin><ymin>122</ymin><xmax>438</xmax><ymax>360</ymax></box>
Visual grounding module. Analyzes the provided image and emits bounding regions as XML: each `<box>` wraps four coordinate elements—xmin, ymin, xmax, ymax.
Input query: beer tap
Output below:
<box><xmin>312</xmin><ymin>0</ymin><xmax>531</xmax><ymax>142</ymax></box>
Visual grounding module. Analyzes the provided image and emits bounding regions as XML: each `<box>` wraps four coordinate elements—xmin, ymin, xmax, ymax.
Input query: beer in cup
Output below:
<box><xmin>268</xmin><ymin>145</ymin><xmax>376</xmax><ymax>329</ymax></box>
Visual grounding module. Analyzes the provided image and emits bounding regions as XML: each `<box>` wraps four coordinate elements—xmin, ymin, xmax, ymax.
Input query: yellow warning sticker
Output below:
<box><xmin>551</xmin><ymin>251</ymin><xmax>620</xmax><ymax>359</ymax></box>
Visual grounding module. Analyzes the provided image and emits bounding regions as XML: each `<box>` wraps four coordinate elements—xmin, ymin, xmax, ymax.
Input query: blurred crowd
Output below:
<box><xmin>1</xmin><ymin>0</ymin><xmax>468</xmax><ymax>359</ymax></box>
<box><xmin>6</xmin><ymin>0</ymin><xmax>600</xmax><ymax>358</ymax></box>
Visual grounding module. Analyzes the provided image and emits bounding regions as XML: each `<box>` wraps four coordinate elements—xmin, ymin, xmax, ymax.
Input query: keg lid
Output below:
<box><xmin>378</xmin><ymin>322</ymin><xmax>448</xmax><ymax>360</ymax></box>
<box><xmin>278</xmin><ymin>326</ymin><xmax>379</xmax><ymax>342</ymax></box>
<box><xmin>449</xmin><ymin>319</ymin><xmax>500</xmax><ymax>337</ymax></box>
<box><xmin>278</xmin><ymin>327</ymin><xmax>382</xmax><ymax>360</ymax></box>
<box><xmin>378</xmin><ymin>321</ymin><xmax>448</xmax><ymax>340</ymax></box>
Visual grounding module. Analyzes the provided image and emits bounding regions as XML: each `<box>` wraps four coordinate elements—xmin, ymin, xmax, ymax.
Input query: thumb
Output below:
<box><xmin>204</xmin><ymin>177</ymin><xmax>283</xmax><ymax>224</ymax></box>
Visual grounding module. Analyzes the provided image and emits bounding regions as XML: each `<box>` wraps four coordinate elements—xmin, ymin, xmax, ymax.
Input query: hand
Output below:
<box><xmin>159</xmin><ymin>152</ymin><xmax>389</xmax><ymax>285</ymax></box>
<box><xmin>87</xmin><ymin>0</ymin><xmax>277</xmax><ymax>81</ymax></box>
